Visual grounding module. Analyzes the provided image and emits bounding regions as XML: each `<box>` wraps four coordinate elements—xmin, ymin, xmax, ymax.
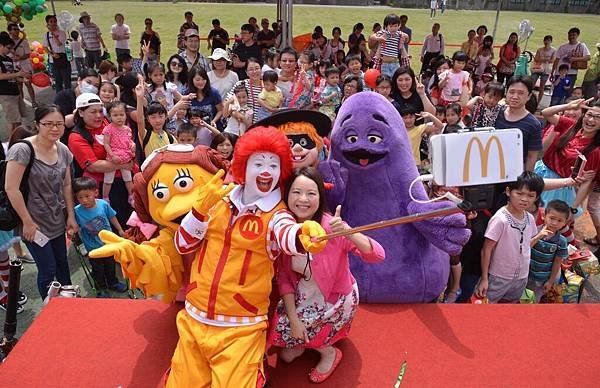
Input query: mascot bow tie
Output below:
<box><xmin>126</xmin><ymin>212</ymin><xmax>158</xmax><ymax>240</ymax></box>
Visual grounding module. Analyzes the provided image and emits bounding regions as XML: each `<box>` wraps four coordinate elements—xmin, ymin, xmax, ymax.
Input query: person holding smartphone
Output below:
<box><xmin>5</xmin><ymin>105</ymin><xmax>78</xmax><ymax>300</ymax></box>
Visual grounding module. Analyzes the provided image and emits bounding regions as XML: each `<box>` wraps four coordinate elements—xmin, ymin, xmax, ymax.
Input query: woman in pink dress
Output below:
<box><xmin>270</xmin><ymin>167</ymin><xmax>385</xmax><ymax>383</ymax></box>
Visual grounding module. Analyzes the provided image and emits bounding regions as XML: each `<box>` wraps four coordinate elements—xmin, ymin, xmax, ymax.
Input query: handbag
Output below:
<box><xmin>571</xmin><ymin>43</ymin><xmax>588</xmax><ymax>70</ymax></box>
<box><xmin>0</xmin><ymin>141</ymin><xmax>35</xmax><ymax>231</ymax></box>
<box><xmin>47</xmin><ymin>32</ymin><xmax>69</xmax><ymax>68</ymax></box>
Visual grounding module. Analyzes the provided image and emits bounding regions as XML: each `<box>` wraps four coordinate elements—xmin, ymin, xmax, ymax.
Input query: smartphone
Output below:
<box><xmin>571</xmin><ymin>154</ymin><xmax>587</xmax><ymax>179</ymax></box>
<box><xmin>34</xmin><ymin>230</ymin><xmax>50</xmax><ymax>247</ymax></box>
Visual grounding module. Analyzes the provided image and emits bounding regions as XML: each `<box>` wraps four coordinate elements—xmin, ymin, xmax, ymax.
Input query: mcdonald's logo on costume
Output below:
<box><xmin>239</xmin><ymin>216</ymin><xmax>264</xmax><ymax>240</ymax></box>
<box><xmin>462</xmin><ymin>135</ymin><xmax>506</xmax><ymax>183</ymax></box>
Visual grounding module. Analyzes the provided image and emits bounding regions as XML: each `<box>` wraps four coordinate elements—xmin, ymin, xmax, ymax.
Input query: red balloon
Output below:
<box><xmin>37</xmin><ymin>46</ymin><xmax>45</xmax><ymax>55</ymax></box>
<box><xmin>29</xmin><ymin>52</ymin><xmax>36</xmax><ymax>59</ymax></box>
<box><xmin>33</xmin><ymin>62</ymin><xmax>46</xmax><ymax>71</ymax></box>
<box><xmin>31</xmin><ymin>72</ymin><xmax>51</xmax><ymax>88</ymax></box>
<box><xmin>364</xmin><ymin>68</ymin><xmax>381</xmax><ymax>90</ymax></box>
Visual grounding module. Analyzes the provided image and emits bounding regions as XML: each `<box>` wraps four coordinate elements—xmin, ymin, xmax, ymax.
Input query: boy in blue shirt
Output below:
<box><xmin>73</xmin><ymin>177</ymin><xmax>127</xmax><ymax>298</ymax></box>
<box><xmin>550</xmin><ymin>64</ymin><xmax>573</xmax><ymax>106</ymax></box>
<box><xmin>528</xmin><ymin>199</ymin><xmax>569</xmax><ymax>302</ymax></box>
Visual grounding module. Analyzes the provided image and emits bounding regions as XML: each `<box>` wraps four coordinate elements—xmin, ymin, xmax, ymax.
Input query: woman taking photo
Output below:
<box><xmin>5</xmin><ymin>105</ymin><xmax>78</xmax><ymax>299</ymax></box>
<box><xmin>68</xmin><ymin>93</ymin><xmax>134</xmax><ymax>226</ymax></box>
<box><xmin>270</xmin><ymin>167</ymin><xmax>384</xmax><ymax>383</ymax></box>
<box><xmin>496</xmin><ymin>32</ymin><xmax>521</xmax><ymax>85</ymax></box>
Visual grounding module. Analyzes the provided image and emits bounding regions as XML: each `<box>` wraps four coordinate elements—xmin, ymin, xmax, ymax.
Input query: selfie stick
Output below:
<box><xmin>313</xmin><ymin>202</ymin><xmax>472</xmax><ymax>242</ymax></box>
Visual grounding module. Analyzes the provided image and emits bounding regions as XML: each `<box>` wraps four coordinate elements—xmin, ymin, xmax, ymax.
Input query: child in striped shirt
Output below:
<box><xmin>372</xmin><ymin>14</ymin><xmax>409</xmax><ymax>78</ymax></box>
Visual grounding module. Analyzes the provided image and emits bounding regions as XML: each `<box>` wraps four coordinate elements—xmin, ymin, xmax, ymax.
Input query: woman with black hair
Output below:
<box><xmin>390</xmin><ymin>67</ymin><xmax>435</xmax><ymax>117</ymax></box>
<box><xmin>55</xmin><ymin>68</ymin><xmax>101</xmax><ymax>133</ymax></box>
<box><xmin>497</xmin><ymin>32</ymin><xmax>521</xmax><ymax>85</ymax></box>
<box><xmin>166</xmin><ymin>54</ymin><xmax>189</xmax><ymax>94</ymax></box>
<box><xmin>6</xmin><ymin>105</ymin><xmax>78</xmax><ymax>299</ymax></box>
<box><xmin>188</xmin><ymin>65</ymin><xmax>223</xmax><ymax>130</ymax></box>
<box><xmin>538</xmin><ymin>98</ymin><xmax>600</xmax><ymax>215</ymax></box>
<box><xmin>68</xmin><ymin>93</ymin><xmax>134</xmax><ymax>226</ymax></box>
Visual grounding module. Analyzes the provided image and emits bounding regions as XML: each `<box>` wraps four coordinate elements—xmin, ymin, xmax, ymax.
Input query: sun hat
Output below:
<box><xmin>208</xmin><ymin>48</ymin><xmax>231</xmax><ymax>62</ymax></box>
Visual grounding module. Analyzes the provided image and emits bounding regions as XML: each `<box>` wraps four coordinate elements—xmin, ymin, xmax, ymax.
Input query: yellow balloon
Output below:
<box><xmin>32</xmin><ymin>57</ymin><xmax>40</xmax><ymax>64</ymax></box>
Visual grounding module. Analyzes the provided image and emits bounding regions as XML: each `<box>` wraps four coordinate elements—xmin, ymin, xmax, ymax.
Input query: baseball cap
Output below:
<box><xmin>185</xmin><ymin>29</ymin><xmax>199</xmax><ymax>38</ymax></box>
<box><xmin>76</xmin><ymin>93</ymin><xmax>102</xmax><ymax>109</ymax></box>
<box><xmin>208</xmin><ymin>48</ymin><xmax>231</xmax><ymax>62</ymax></box>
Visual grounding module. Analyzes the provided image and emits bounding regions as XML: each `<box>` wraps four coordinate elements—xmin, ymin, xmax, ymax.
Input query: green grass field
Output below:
<box><xmin>22</xmin><ymin>2</ymin><xmax>600</xmax><ymax>59</ymax></box>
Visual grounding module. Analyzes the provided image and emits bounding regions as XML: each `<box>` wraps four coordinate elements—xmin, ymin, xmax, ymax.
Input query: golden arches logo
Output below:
<box><xmin>239</xmin><ymin>216</ymin><xmax>263</xmax><ymax>240</ymax></box>
<box><xmin>462</xmin><ymin>135</ymin><xmax>506</xmax><ymax>183</ymax></box>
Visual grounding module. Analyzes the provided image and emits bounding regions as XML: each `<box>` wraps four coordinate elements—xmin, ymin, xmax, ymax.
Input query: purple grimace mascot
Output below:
<box><xmin>319</xmin><ymin>92</ymin><xmax>471</xmax><ymax>303</ymax></box>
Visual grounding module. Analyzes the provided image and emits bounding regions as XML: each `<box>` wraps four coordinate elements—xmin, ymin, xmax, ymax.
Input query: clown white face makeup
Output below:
<box><xmin>288</xmin><ymin>134</ymin><xmax>319</xmax><ymax>168</ymax></box>
<box><xmin>243</xmin><ymin>152</ymin><xmax>281</xmax><ymax>204</ymax></box>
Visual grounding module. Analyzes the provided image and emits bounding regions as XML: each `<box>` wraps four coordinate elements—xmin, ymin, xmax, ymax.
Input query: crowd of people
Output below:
<box><xmin>1</xmin><ymin>7</ymin><xmax>600</xmax><ymax>382</ymax></box>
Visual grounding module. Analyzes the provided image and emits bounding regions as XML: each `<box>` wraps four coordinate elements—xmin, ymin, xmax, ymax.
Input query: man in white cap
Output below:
<box><xmin>180</xmin><ymin>29</ymin><xmax>211</xmax><ymax>72</ymax></box>
<box><xmin>207</xmin><ymin>48</ymin><xmax>239</xmax><ymax>100</ymax></box>
<box><xmin>78</xmin><ymin>11</ymin><xmax>106</xmax><ymax>69</ymax></box>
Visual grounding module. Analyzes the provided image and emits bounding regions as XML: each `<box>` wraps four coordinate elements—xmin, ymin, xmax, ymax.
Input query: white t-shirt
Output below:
<box><xmin>70</xmin><ymin>39</ymin><xmax>85</xmax><ymax>58</ymax></box>
<box><xmin>149</xmin><ymin>82</ymin><xmax>178</xmax><ymax>110</ymax></box>
<box><xmin>42</xmin><ymin>30</ymin><xmax>67</xmax><ymax>63</ymax></box>
<box><xmin>111</xmin><ymin>23</ymin><xmax>131</xmax><ymax>50</ymax></box>
<box><xmin>225</xmin><ymin>106</ymin><xmax>254</xmax><ymax>136</ymax></box>
<box><xmin>439</xmin><ymin>69</ymin><xmax>470</xmax><ymax>102</ymax></box>
<box><xmin>555</xmin><ymin>41</ymin><xmax>590</xmax><ymax>75</ymax></box>
<box><xmin>208</xmin><ymin>70</ymin><xmax>239</xmax><ymax>100</ymax></box>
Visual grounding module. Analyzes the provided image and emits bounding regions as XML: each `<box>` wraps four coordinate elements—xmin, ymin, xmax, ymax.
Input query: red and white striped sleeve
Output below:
<box><xmin>267</xmin><ymin>209</ymin><xmax>304</xmax><ymax>259</ymax></box>
<box><xmin>174</xmin><ymin>208</ymin><xmax>209</xmax><ymax>255</ymax></box>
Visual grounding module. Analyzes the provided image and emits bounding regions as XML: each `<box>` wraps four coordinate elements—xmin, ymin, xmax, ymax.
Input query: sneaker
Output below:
<box><xmin>110</xmin><ymin>281</ymin><xmax>128</xmax><ymax>293</ymax></box>
<box><xmin>17</xmin><ymin>253</ymin><xmax>36</xmax><ymax>264</ymax></box>
<box><xmin>0</xmin><ymin>299</ymin><xmax>24</xmax><ymax>314</ymax></box>
<box><xmin>18</xmin><ymin>291</ymin><xmax>27</xmax><ymax>306</ymax></box>
<box><xmin>96</xmin><ymin>290</ymin><xmax>111</xmax><ymax>298</ymax></box>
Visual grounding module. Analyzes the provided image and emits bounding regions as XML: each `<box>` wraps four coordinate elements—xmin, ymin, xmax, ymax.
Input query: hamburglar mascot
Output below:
<box><xmin>250</xmin><ymin>109</ymin><xmax>332</xmax><ymax>169</ymax></box>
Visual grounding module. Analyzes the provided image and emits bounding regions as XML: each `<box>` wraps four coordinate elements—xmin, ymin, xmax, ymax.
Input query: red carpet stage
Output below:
<box><xmin>2</xmin><ymin>299</ymin><xmax>599</xmax><ymax>387</ymax></box>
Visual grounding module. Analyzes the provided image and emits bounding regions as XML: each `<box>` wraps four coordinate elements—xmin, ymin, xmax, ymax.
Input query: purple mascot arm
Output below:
<box><xmin>407</xmin><ymin>200</ymin><xmax>472</xmax><ymax>255</ymax></box>
<box><xmin>318</xmin><ymin>159</ymin><xmax>347</xmax><ymax>211</ymax></box>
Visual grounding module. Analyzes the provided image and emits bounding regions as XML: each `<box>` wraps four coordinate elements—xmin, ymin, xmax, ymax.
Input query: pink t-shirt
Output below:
<box><xmin>440</xmin><ymin>69</ymin><xmax>470</xmax><ymax>102</ymax></box>
<box><xmin>485</xmin><ymin>207</ymin><xmax>537</xmax><ymax>280</ymax></box>
<box><xmin>102</xmin><ymin>123</ymin><xmax>135</xmax><ymax>162</ymax></box>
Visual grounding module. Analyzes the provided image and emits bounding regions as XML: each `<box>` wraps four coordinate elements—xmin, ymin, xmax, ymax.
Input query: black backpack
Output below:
<box><xmin>0</xmin><ymin>141</ymin><xmax>35</xmax><ymax>231</ymax></box>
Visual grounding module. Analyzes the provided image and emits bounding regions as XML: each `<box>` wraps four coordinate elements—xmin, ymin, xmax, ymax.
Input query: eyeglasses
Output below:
<box><xmin>170</xmin><ymin>62</ymin><xmax>182</xmax><ymax>67</ymax></box>
<box><xmin>39</xmin><ymin>121</ymin><xmax>66</xmax><ymax>129</ymax></box>
<box><xmin>8</xmin><ymin>27</ymin><xmax>19</xmax><ymax>31</ymax></box>
<box><xmin>585</xmin><ymin>112</ymin><xmax>600</xmax><ymax>121</ymax></box>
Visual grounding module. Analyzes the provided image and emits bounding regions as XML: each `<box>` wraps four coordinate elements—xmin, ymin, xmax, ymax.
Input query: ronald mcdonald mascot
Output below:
<box><xmin>90</xmin><ymin>144</ymin><xmax>227</xmax><ymax>302</ymax></box>
<box><xmin>166</xmin><ymin>126</ymin><xmax>327</xmax><ymax>387</ymax></box>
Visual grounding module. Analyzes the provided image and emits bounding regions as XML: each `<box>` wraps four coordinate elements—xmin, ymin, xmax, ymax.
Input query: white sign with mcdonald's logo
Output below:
<box><xmin>430</xmin><ymin>128</ymin><xmax>523</xmax><ymax>186</ymax></box>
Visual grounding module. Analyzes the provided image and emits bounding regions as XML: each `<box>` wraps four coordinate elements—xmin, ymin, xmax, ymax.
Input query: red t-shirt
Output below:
<box><xmin>543</xmin><ymin>115</ymin><xmax>600</xmax><ymax>180</ymax></box>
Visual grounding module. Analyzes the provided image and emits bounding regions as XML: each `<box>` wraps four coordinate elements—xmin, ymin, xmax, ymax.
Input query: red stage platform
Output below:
<box><xmin>2</xmin><ymin>299</ymin><xmax>599</xmax><ymax>387</ymax></box>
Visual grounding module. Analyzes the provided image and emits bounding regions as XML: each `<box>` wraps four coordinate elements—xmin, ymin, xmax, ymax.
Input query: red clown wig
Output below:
<box><xmin>231</xmin><ymin>126</ymin><xmax>293</xmax><ymax>187</ymax></box>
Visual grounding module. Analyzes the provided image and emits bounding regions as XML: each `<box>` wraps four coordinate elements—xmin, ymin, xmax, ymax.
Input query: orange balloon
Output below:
<box><xmin>37</xmin><ymin>46</ymin><xmax>45</xmax><ymax>54</ymax></box>
<box><xmin>364</xmin><ymin>68</ymin><xmax>381</xmax><ymax>90</ymax></box>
